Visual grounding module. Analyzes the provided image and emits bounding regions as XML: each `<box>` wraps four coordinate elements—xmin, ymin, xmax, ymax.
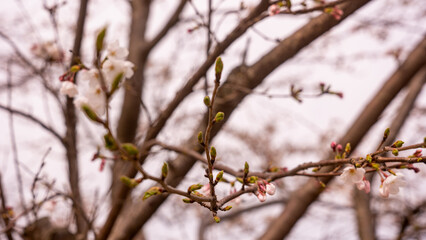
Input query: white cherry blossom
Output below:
<box><xmin>266</xmin><ymin>183</ymin><xmax>276</xmax><ymax>195</ymax></box>
<box><xmin>379</xmin><ymin>173</ymin><xmax>406</xmax><ymax>198</ymax></box>
<box><xmin>340</xmin><ymin>166</ymin><xmax>365</xmax><ymax>184</ymax></box>
<box><xmin>60</xmin><ymin>81</ymin><xmax>78</xmax><ymax>98</ymax></box>
<box><xmin>106</xmin><ymin>40</ymin><xmax>129</xmax><ymax>60</ymax></box>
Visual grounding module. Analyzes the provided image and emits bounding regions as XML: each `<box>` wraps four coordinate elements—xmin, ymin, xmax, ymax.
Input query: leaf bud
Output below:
<box><xmin>214</xmin><ymin>112</ymin><xmax>225</xmax><ymax>123</ymax></box>
<box><xmin>161</xmin><ymin>162</ymin><xmax>168</xmax><ymax>180</ymax></box>
<box><xmin>203</xmin><ymin>96</ymin><xmax>211</xmax><ymax>107</ymax></box>
<box><xmin>215</xmin><ymin>170</ymin><xmax>224</xmax><ymax>183</ymax></box>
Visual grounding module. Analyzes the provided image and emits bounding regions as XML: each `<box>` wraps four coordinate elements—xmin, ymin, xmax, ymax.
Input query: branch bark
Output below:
<box><xmin>65</xmin><ymin>0</ymin><xmax>89</xmax><ymax>235</ymax></box>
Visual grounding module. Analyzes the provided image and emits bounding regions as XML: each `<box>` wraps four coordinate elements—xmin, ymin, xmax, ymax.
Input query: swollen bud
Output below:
<box><xmin>121</xmin><ymin>143</ymin><xmax>139</xmax><ymax>157</ymax></box>
<box><xmin>215</xmin><ymin>57</ymin><xmax>223</xmax><ymax>79</ymax></box>
<box><xmin>203</xmin><ymin>96</ymin><xmax>211</xmax><ymax>107</ymax></box>
<box><xmin>142</xmin><ymin>187</ymin><xmax>164</xmax><ymax>200</ymax></box>
<box><xmin>345</xmin><ymin>143</ymin><xmax>351</xmax><ymax>154</ymax></box>
<box><xmin>104</xmin><ymin>133</ymin><xmax>118</xmax><ymax>150</ymax></box>
<box><xmin>197</xmin><ymin>131</ymin><xmax>204</xmax><ymax>145</ymax></box>
<box><xmin>210</xmin><ymin>147</ymin><xmax>217</xmax><ymax>159</ymax></box>
<box><xmin>383</xmin><ymin>128</ymin><xmax>390</xmax><ymax>139</ymax></box>
<box><xmin>223</xmin><ymin>206</ymin><xmax>232</xmax><ymax>211</ymax></box>
<box><xmin>392</xmin><ymin>149</ymin><xmax>399</xmax><ymax>156</ymax></box>
<box><xmin>215</xmin><ymin>170</ymin><xmax>224</xmax><ymax>183</ymax></box>
<box><xmin>182</xmin><ymin>198</ymin><xmax>194</xmax><ymax>203</ymax></box>
<box><xmin>82</xmin><ymin>105</ymin><xmax>103</xmax><ymax>124</ymax></box>
<box><xmin>161</xmin><ymin>162</ymin><xmax>168</xmax><ymax>180</ymax></box>
<box><xmin>391</xmin><ymin>140</ymin><xmax>404</xmax><ymax>148</ymax></box>
<box><xmin>188</xmin><ymin>184</ymin><xmax>203</xmax><ymax>193</ymax></box>
<box><xmin>120</xmin><ymin>176</ymin><xmax>140</xmax><ymax>188</ymax></box>
<box><xmin>213</xmin><ymin>215</ymin><xmax>221</xmax><ymax>223</ymax></box>
<box><xmin>96</xmin><ymin>27</ymin><xmax>107</xmax><ymax>53</ymax></box>
<box><xmin>244</xmin><ymin>161</ymin><xmax>249</xmax><ymax>175</ymax></box>
<box><xmin>366</xmin><ymin>154</ymin><xmax>372</xmax><ymax>163</ymax></box>
<box><xmin>214</xmin><ymin>112</ymin><xmax>225</xmax><ymax>123</ymax></box>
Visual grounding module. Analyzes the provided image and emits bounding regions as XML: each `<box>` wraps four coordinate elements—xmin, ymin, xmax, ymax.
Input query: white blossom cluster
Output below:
<box><xmin>340</xmin><ymin>166</ymin><xmax>406</xmax><ymax>198</ymax></box>
<box><xmin>60</xmin><ymin>41</ymin><xmax>134</xmax><ymax>116</ymax></box>
<box><xmin>31</xmin><ymin>41</ymin><xmax>63</xmax><ymax>62</ymax></box>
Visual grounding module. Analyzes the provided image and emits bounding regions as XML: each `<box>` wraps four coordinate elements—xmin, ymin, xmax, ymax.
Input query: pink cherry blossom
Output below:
<box><xmin>268</xmin><ymin>4</ymin><xmax>280</xmax><ymax>16</ymax></box>
<box><xmin>266</xmin><ymin>183</ymin><xmax>276</xmax><ymax>195</ymax></box>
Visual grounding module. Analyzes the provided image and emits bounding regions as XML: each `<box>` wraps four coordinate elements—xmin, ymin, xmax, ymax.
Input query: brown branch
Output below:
<box><xmin>0</xmin><ymin>103</ymin><xmax>65</xmax><ymax>145</ymax></box>
<box><xmin>0</xmin><ymin>174</ymin><xmax>14</xmax><ymax>240</ymax></box>
<box><xmin>64</xmin><ymin>0</ymin><xmax>89</xmax><ymax>235</ymax></box>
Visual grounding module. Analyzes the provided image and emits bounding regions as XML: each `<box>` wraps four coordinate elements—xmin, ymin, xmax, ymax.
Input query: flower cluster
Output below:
<box><xmin>256</xmin><ymin>181</ymin><xmax>276</xmax><ymax>202</ymax></box>
<box><xmin>340</xmin><ymin>165</ymin><xmax>407</xmax><ymax>198</ymax></box>
<box><xmin>60</xmin><ymin>41</ymin><xmax>134</xmax><ymax>116</ymax></box>
<box><xmin>31</xmin><ymin>41</ymin><xmax>64</xmax><ymax>62</ymax></box>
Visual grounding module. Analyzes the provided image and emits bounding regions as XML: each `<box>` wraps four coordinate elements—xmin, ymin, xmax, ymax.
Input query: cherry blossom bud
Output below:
<box><xmin>336</xmin><ymin>144</ymin><xmax>343</xmax><ymax>153</ymax></box>
<box><xmin>244</xmin><ymin>161</ymin><xmax>249</xmax><ymax>175</ymax></box>
<box><xmin>256</xmin><ymin>192</ymin><xmax>267</xmax><ymax>202</ymax></box>
<box><xmin>268</xmin><ymin>4</ymin><xmax>280</xmax><ymax>16</ymax></box>
<box><xmin>383</xmin><ymin>128</ymin><xmax>390</xmax><ymax>140</ymax></box>
<box><xmin>266</xmin><ymin>183</ymin><xmax>276</xmax><ymax>195</ymax></box>
<box><xmin>215</xmin><ymin>170</ymin><xmax>224</xmax><ymax>183</ymax></box>
<box><xmin>392</xmin><ymin>149</ymin><xmax>399</xmax><ymax>156</ymax></box>
<box><xmin>330</xmin><ymin>141</ymin><xmax>337</xmax><ymax>152</ymax></box>
<box><xmin>214</xmin><ymin>216</ymin><xmax>221</xmax><ymax>223</ymax></box>
<box><xmin>215</xmin><ymin>57</ymin><xmax>223</xmax><ymax>79</ymax></box>
<box><xmin>413</xmin><ymin>149</ymin><xmax>422</xmax><ymax>157</ymax></box>
<box><xmin>379</xmin><ymin>173</ymin><xmax>406</xmax><ymax>198</ymax></box>
<box><xmin>223</xmin><ymin>206</ymin><xmax>232</xmax><ymax>211</ymax></box>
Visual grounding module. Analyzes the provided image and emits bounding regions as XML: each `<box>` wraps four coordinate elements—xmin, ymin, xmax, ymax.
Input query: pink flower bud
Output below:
<box><xmin>413</xmin><ymin>149</ymin><xmax>422</xmax><ymax>157</ymax></box>
<box><xmin>268</xmin><ymin>4</ymin><xmax>280</xmax><ymax>16</ymax></box>
<box><xmin>330</xmin><ymin>141</ymin><xmax>337</xmax><ymax>151</ymax></box>
<box><xmin>336</xmin><ymin>144</ymin><xmax>343</xmax><ymax>153</ymax></box>
<box><xmin>257</xmin><ymin>192</ymin><xmax>267</xmax><ymax>202</ymax></box>
<box><xmin>266</xmin><ymin>183</ymin><xmax>276</xmax><ymax>195</ymax></box>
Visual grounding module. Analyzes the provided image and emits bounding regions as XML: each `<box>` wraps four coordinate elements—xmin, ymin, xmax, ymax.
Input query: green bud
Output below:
<box><xmin>371</xmin><ymin>163</ymin><xmax>380</xmax><ymax>169</ymax></box>
<box><xmin>210</xmin><ymin>147</ymin><xmax>217</xmax><ymax>159</ymax></box>
<box><xmin>223</xmin><ymin>206</ymin><xmax>232</xmax><ymax>211</ymax></box>
<box><xmin>161</xmin><ymin>162</ymin><xmax>168</xmax><ymax>180</ymax></box>
<box><xmin>244</xmin><ymin>161</ymin><xmax>249</xmax><ymax>175</ymax></box>
<box><xmin>215</xmin><ymin>170</ymin><xmax>224</xmax><ymax>183</ymax></box>
<box><xmin>182</xmin><ymin>198</ymin><xmax>194</xmax><ymax>203</ymax></box>
<box><xmin>203</xmin><ymin>96</ymin><xmax>211</xmax><ymax>107</ymax></box>
<box><xmin>104</xmin><ymin>133</ymin><xmax>118</xmax><ymax>150</ymax></box>
<box><xmin>197</xmin><ymin>131</ymin><xmax>204</xmax><ymax>145</ymax></box>
<box><xmin>392</xmin><ymin>149</ymin><xmax>399</xmax><ymax>156</ymax></box>
<box><xmin>383</xmin><ymin>128</ymin><xmax>390</xmax><ymax>139</ymax></box>
<box><xmin>96</xmin><ymin>27</ymin><xmax>107</xmax><ymax>53</ymax></box>
<box><xmin>213</xmin><ymin>215</ymin><xmax>221</xmax><ymax>223</ymax></box>
<box><xmin>215</xmin><ymin>57</ymin><xmax>223</xmax><ymax>77</ymax></box>
<box><xmin>391</xmin><ymin>140</ymin><xmax>404</xmax><ymax>148</ymax></box>
<box><xmin>214</xmin><ymin>112</ymin><xmax>225</xmax><ymax>123</ymax></box>
<box><xmin>121</xmin><ymin>143</ymin><xmax>139</xmax><ymax>156</ymax></box>
<box><xmin>236</xmin><ymin>177</ymin><xmax>243</xmax><ymax>183</ymax></box>
<box><xmin>188</xmin><ymin>183</ymin><xmax>203</xmax><ymax>193</ymax></box>
<box><xmin>70</xmin><ymin>65</ymin><xmax>81</xmax><ymax>73</ymax></box>
<box><xmin>345</xmin><ymin>143</ymin><xmax>351</xmax><ymax>154</ymax></box>
<box><xmin>366</xmin><ymin>154</ymin><xmax>372</xmax><ymax>163</ymax></box>
<box><xmin>247</xmin><ymin>176</ymin><xmax>258</xmax><ymax>183</ymax></box>
<box><xmin>142</xmin><ymin>186</ymin><xmax>163</xmax><ymax>200</ymax></box>
<box><xmin>120</xmin><ymin>176</ymin><xmax>140</xmax><ymax>188</ymax></box>
<box><xmin>81</xmin><ymin>104</ymin><xmax>103</xmax><ymax>124</ymax></box>
<box><xmin>110</xmin><ymin>72</ymin><xmax>124</xmax><ymax>95</ymax></box>
<box><xmin>312</xmin><ymin>167</ymin><xmax>319</xmax><ymax>172</ymax></box>
<box><xmin>319</xmin><ymin>181</ymin><xmax>326</xmax><ymax>188</ymax></box>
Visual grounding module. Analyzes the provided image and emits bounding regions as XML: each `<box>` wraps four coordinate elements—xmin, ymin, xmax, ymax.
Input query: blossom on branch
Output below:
<box><xmin>340</xmin><ymin>166</ymin><xmax>365</xmax><ymax>184</ymax></box>
<box><xmin>60</xmin><ymin>81</ymin><xmax>79</xmax><ymax>98</ymax></box>
<box><xmin>268</xmin><ymin>4</ymin><xmax>281</xmax><ymax>16</ymax></box>
<box><xmin>379</xmin><ymin>173</ymin><xmax>406</xmax><ymax>198</ymax></box>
